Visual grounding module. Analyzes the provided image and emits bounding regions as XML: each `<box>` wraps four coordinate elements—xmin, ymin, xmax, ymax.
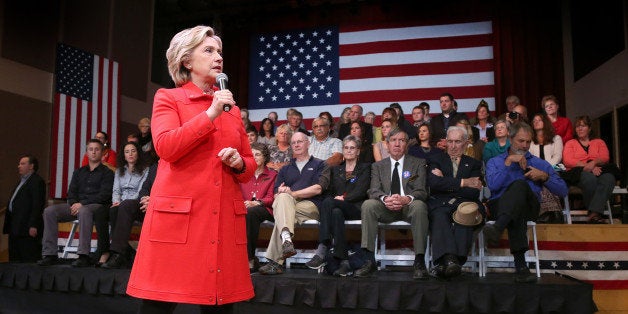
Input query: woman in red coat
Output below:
<box><xmin>127</xmin><ymin>25</ymin><xmax>256</xmax><ymax>312</ymax></box>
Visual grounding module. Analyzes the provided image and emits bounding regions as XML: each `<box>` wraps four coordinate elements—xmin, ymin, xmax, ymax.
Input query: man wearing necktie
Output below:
<box><xmin>356</xmin><ymin>128</ymin><xmax>429</xmax><ymax>279</ymax></box>
<box><xmin>427</xmin><ymin>126</ymin><xmax>485</xmax><ymax>279</ymax></box>
<box><xmin>3</xmin><ymin>155</ymin><xmax>46</xmax><ymax>262</ymax></box>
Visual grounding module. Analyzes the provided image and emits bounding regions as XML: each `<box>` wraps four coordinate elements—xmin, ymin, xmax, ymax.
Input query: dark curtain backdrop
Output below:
<box><xmin>216</xmin><ymin>0</ymin><xmax>565</xmax><ymax>119</ymax></box>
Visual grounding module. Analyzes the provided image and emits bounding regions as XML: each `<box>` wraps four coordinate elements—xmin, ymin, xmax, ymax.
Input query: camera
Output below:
<box><xmin>508</xmin><ymin>111</ymin><xmax>520</xmax><ymax>120</ymax></box>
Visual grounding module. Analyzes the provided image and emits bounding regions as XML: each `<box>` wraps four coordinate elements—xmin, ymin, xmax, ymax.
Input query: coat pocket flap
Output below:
<box><xmin>233</xmin><ymin>200</ymin><xmax>247</xmax><ymax>215</ymax></box>
<box><xmin>152</xmin><ymin>196</ymin><xmax>192</xmax><ymax>213</ymax></box>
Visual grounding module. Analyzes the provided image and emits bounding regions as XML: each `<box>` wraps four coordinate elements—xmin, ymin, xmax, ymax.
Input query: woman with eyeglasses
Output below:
<box><xmin>305</xmin><ymin>135</ymin><xmax>371</xmax><ymax>276</ymax></box>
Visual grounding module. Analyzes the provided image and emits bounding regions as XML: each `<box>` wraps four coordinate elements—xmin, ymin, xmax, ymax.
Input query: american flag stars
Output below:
<box><xmin>249</xmin><ymin>27</ymin><xmax>340</xmax><ymax>108</ymax></box>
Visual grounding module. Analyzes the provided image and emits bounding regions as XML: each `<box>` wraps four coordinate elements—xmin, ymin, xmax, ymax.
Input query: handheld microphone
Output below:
<box><xmin>215</xmin><ymin>73</ymin><xmax>231</xmax><ymax>112</ymax></box>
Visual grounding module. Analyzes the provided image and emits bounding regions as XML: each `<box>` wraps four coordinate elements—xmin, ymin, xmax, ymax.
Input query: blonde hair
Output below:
<box><xmin>166</xmin><ymin>25</ymin><xmax>223</xmax><ymax>87</ymax></box>
<box><xmin>138</xmin><ymin>117</ymin><xmax>150</xmax><ymax>127</ymax></box>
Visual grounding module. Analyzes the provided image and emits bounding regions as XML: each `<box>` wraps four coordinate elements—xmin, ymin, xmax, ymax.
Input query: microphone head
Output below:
<box><xmin>216</xmin><ymin>73</ymin><xmax>228</xmax><ymax>83</ymax></box>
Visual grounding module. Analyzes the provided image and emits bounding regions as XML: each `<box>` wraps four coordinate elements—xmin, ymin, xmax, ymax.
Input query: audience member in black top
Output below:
<box><xmin>430</xmin><ymin>93</ymin><xmax>468</xmax><ymax>150</ymax></box>
<box><xmin>338</xmin><ymin>105</ymin><xmax>373</xmax><ymax>144</ymax></box>
<box><xmin>38</xmin><ymin>139</ymin><xmax>114</xmax><ymax>267</ymax></box>
<box><xmin>3</xmin><ymin>155</ymin><xmax>46</xmax><ymax>262</ymax></box>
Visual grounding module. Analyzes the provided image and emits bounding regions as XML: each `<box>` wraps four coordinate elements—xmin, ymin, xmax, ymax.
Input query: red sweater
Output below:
<box><xmin>562</xmin><ymin>138</ymin><xmax>610</xmax><ymax>170</ymax></box>
<box><xmin>552</xmin><ymin>116</ymin><xmax>573</xmax><ymax>143</ymax></box>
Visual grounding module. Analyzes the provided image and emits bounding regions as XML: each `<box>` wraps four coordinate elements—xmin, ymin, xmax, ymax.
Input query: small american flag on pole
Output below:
<box><xmin>50</xmin><ymin>44</ymin><xmax>119</xmax><ymax>198</ymax></box>
<box><xmin>247</xmin><ymin>21</ymin><xmax>495</xmax><ymax>122</ymax></box>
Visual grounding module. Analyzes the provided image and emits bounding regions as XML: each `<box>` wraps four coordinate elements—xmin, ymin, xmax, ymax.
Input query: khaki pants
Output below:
<box><xmin>265</xmin><ymin>193</ymin><xmax>319</xmax><ymax>264</ymax></box>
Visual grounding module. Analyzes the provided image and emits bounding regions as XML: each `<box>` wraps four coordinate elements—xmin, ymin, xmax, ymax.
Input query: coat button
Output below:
<box><xmin>217</xmin><ymin>269</ymin><xmax>221</xmax><ymax>273</ymax></box>
<box><xmin>213</xmin><ymin>211</ymin><xmax>218</xmax><ymax>214</ymax></box>
<box><xmin>211</xmin><ymin>240</ymin><xmax>215</xmax><ymax>244</ymax></box>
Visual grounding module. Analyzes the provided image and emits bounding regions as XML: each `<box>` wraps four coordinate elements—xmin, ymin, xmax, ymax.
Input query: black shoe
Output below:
<box><xmin>102</xmin><ymin>253</ymin><xmax>127</xmax><ymax>269</ymax></box>
<box><xmin>429</xmin><ymin>264</ymin><xmax>446</xmax><ymax>279</ymax></box>
<box><xmin>305</xmin><ymin>255</ymin><xmax>326</xmax><ymax>270</ymax></box>
<box><xmin>412</xmin><ymin>261</ymin><xmax>429</xmax><ymax>280</ymax></box>
<box><xmin>249</xmin><ymin>257</ymin><xmax>260</xmax><ymax>273</ymax></box>
<box><xmin>71</xmin><ymin>255</ymin><xmax>93</xmax><ymax>268</ymax></box>
<box><xmin>37</xmin><ymin>255</ymin><xmax>58</xmax><ymax>266</ymax></box>
<box><xmin>443</xmin><ymin>254</ymin><xmax>462</xmax><ymax>278</ymax></box>
<box><xmin>483</xmin><ymin>224</ymin><xmax>501</xmax><ymax>247</ymax></box>
<box><xmin>354</xmin><ymin>259</ymin><xmax>376</xmax><ymax>277</ymax></box>
<box><xmin>514</xmin><ymin>266</ymin><xmax>537</xmax><ymax>283</ymax></box>
<box><xmin>281</xmin><ymin>241</ymin><xmax>297</xmax><ymax>259</ymax></box>
<box><xmin>333</xmin><ymin>260</ymin><xmax>353</xmax><ymax>277</ymax></box>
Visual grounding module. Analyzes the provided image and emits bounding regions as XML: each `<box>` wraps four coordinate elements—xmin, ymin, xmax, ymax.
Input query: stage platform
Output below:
<box><xmin>0</xmin><ymin>262</ymin><xmax>595</xmax><ymax>313</ymax></box>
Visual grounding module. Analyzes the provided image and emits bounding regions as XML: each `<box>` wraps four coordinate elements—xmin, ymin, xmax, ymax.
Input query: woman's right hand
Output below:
<box><xmin>206</xmin><ymin>89</ymin><xmax>236</xmax><ymax>120</ymax></box>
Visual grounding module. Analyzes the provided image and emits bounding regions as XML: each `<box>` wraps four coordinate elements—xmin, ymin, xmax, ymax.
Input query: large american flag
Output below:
<box><xmin>50</xmin><ymin>44</ymin><xmax>119</xmax><ymax>198</ymax></box>
<box><xmin>247</xmin><ymin>21</ymin><xmax>495</xmax><ymax>122</ymax></box>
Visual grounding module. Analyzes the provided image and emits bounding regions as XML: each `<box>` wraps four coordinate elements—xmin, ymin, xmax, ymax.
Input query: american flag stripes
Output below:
<box><xmin>247</xmin><ymin>21</ymin><xmax>495</xmax><ymax>122</ymax></box>
<box><xmin>50</xmin><ymin>44</ymin><xmax>119</xmax><ymax>198</ymax></box>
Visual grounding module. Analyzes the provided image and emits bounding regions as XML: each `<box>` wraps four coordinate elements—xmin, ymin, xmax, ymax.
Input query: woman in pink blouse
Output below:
<box><xmin>562</xmin><ymin>115</ymin><xmax>615</xmax><ymax>223</ymax></box>
<box><xmin>241</xmin><ymin>142</ymin><xmax>277</xmax><ymax>272</ymax></box>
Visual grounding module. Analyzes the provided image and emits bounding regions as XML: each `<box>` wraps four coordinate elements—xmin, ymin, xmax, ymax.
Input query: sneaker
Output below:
<box><xmin>37</xmin><ymin>255</ymin><xmax>58</xmax><ymax>266</ymax></box>
<box><xmin>258</xmin><ymin>260</ymin><xmax>283</xmax><ymax>275</ymax></box>
<box><xmin>443</xmin><ymin>254</ymin><xmax>462</xmax><ymax>278</ymax></box>
<box><xmin>333</xmin><ymin>260</ymin><xmax>353</xmax><ymax>277</ymax></box>
<box><xmin>354</xmin><ymin>259</ymin><xmax>376</xmax><ymax>277</ymax></box>
<box><xmin>71</xmin><ymin>254</ymin><xmax>93</xmax><ymax>268</ymax></box>
<box><xmin>281</xmin><ymin>240</ymin><xmax>297</xmax><ymax>259</ymax></box>
<box><xmin>305</xmin><ymin>255</ymin><xmax>326</xmax><ymax>270</ymax></box>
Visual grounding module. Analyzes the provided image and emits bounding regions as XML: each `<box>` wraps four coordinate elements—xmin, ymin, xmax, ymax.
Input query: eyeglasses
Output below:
<box><xmin>312</xmin><ymin>124</ymin><xmax>328</xmax><ymax>128</ymax></box>
<box><xmin>291</xmin><ymin>140</ymin><xmax>306</xmax><ymax>145</ymax></box>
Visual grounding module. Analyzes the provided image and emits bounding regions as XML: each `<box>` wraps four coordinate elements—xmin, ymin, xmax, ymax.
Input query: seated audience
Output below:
<box><xmin>389</xmin><ymin>102</ymin><xmax>415</xmax><ymax>137</ymax></box>
<box><xmin>38</xmin><ymin>139</ymin><xmax>114</xmax><ymax>267</ymax></box>
<box><xmin>338</xmin><ymin>105</ymin><xmax>373</xmax><ymax>144</ymax></box>
<box><xmin>482</xmin><ymin>119</ymin><xmax>510</xmax><ymax>163</ymax></box>
<box><xmin>258</xmin><ymin>132</ymin><xmax>329</xmax><ymax>275</ymax></box>
<box><xmin>470</xmin><ymin>100</ymin><xmax>496</xmax><ymax>143</ymax></box>
<box><xmin>408</xmin><ymin>123</ymin><xmax>442</xmax><ymax>162</ymax></box>
<box><xmin>530</xmin><ymin>113</ymin><xmax>563</xmax><ymax>167</ymax></box>
<box><xmin>430</xmin><ymin>92</ymin><xmax>468</xmax><ymax>150</ymax></box>
<box><xmin>484</xmin><ymin>122</ymin><xmax>567</xmax><ymax>282</ymax></box>
<box><xmin>241</xmin><ymin>143</ymin><xmax>277</xmax><ymax>273</ymax></box>
<box><xmin>410</xmin><ymin>103</ymin><xmax>429</xmax><ymax>136</ymax></box>
<box><xmin>562</xmin><ymin>115</ymin><xmax>616</xmax><ymax>224</ymax></box>
<box><xmin>258</xmin><ymin>117</ymin><xmax>277</xmax><ymax>146</ymax></box>
<box><xmin>419</xmin><ymin>102</ymin><xmax>431</xmax><ymax>123</ymax></box>
<box><xmin>542</xmin><ymin>95</ymin><xmax>573</xmax><ymax>143</ymax></box>
<box><xmin>3</xmin><ymin>155</ymin><xmax>46</xmax><ymax>262</ymax></box>
<box><xmin>373</xmin><ymin>118</ymin><xmax>395</xmax><ymax>162</ymax></box>
<box><xmin>99</xmin><ymin>142</ymin><xmax>149</xmax><ymax>267</ymax></box>
<box><xmin>266</xmin><ymin>124</ymin><xmax>293</xmax><ymax>171</ymax></box>
<box><xmin>81</xmin><ymin>131</ymin><xmax>117</xmax><ymax>170</ymax></box>
<box><xmin>364</xmin><ymin>111</ymin><xmax>376</xmax><ymax>125</ymax></box>
<box><xmin>319</xmin><ymin>111</ymin><xmax>339</xmax><ymax>139</ymax></box>
<box><xmin>355</xmin><ymin>128</ymin><xmax>429</xmax><ymax>279</ymax></box>
<box><xmin>349</xmin><ymin>121</ymin><xmax>375</xmax><ymax>164</ymax></box>
<box><xmin>287</xmin><ymin>109</ymin><xmax>310</xmax><ymax>136</ymax></box>
<box><xmin>530</xmin><ymin>113</ymin><xmax>565</xmax><ymax>221</ymax></box>
<box><xmin>246</xmin><ymin>124</ymin><xmax>258</xmax><ymax>146</ymax></box>
<box><xmin>456</xmin><ymin>118</ymin><xmax>481</xmax><ymax>160</ymax></box>
<box><xmin>374</xmin><ymin>107</ymin><xmax>398</xmax><ymax>143</ymax></box>
<box><xmin>427</xmin><ymin>126</ymin><xmax>485</xmax><ymax>279</ymax></box>
<box><xmin>308</xmin><ymin>117</ymin><xmax>343</xmax><ymax>166</ymax></box>
<box><xmin>334</xmin><ymin>107</ymin><xmax>352</xmax><ymax>139</ymax></box>
<box><xmin>136</xmin><ymin>117</ymin><xmax>153</xmax><ymax>153</ymax></box>
<box><xmin>305</xmin><ymin>135</ymin><xmax>371</xmax><ymax>275</ymax></box>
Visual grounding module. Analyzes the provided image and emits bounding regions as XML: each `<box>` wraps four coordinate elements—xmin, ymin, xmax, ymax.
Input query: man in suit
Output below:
<box><xmin>338</xmin><ymin>104</ymin><xmax>373</xmax><ymax>144</ymax></box>
<box><xmin>355</xmin><ymin>127</ymin><xmax>429</xmax><ymax>279</ymax></box>
<box><xmin>37</xmin><ymin>139</ymin><xmax>114</xmax><ymax>267</ymax></box>
<box><xmin>3</xmin><ymin>155</ymin><xmax>46</xmax><ymax>262</ymax></box>
<box><xmin>430</xmin><ymin>92</ymin><xmax>468</xmax><ymax>149</ymax></box>
<box><xmin>427</xmin><ymin>126</ymin><xmax>485</xmax><ymax>279</ymax></box>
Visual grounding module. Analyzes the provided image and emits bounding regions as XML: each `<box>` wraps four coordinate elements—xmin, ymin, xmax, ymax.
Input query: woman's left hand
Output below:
<box><xmin>218</xmin><ymin>147</ymin><xmax>243</xmax><ymax>170</ymax></box>
<box><xmin>592</xmin><ymin>166</ymin><xmax>602</xmax><ymax>176</ymax></box>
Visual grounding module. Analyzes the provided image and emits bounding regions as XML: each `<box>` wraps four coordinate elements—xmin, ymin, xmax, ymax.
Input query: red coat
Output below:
<box><xmin>127</xmin><ymin>82</ymin><xmax>256</xmax><ymax>305</ymax></box>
